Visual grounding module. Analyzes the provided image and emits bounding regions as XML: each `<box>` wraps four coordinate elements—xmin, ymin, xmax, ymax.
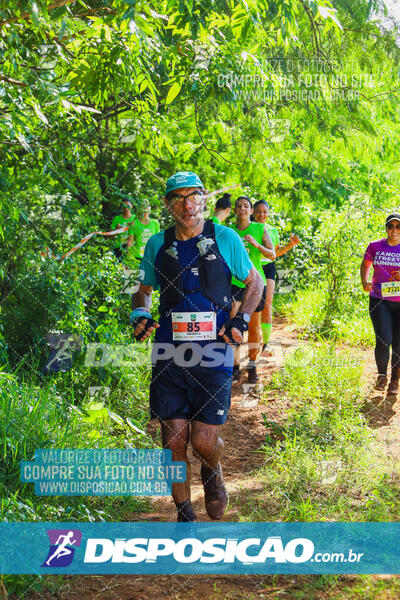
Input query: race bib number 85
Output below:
<box><xmin>171</xmin><ymin>312</ymin><xmax>216</xmax><ymax>341</ymax></box>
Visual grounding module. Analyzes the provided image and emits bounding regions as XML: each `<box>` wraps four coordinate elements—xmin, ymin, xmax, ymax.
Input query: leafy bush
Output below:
<box><xmin>237</xmin><ymin>345</ymin><xmax>400</xmax><ymax>522</ymax></box>
<box><xmin>281</xmin><ymin>198</ymin><xmax>384</xmax><ymax>344</ymax></box>
<box><xmin>0</xmin><ymin>373</ymin><xmax>152</xmax><ymax>523</ymax></box>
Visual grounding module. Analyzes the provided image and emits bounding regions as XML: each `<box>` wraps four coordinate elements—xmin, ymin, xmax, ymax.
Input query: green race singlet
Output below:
<box><xmin>230</xmin><ymin>222</ymin><xmax>267</xmax><ymax>288</ymax></box>
<box><xmin>111</xmin><ymin>214</ymin><xmax>136</xmax><ymax>249</ymax></box>
<box><xmin>129</xmin><ymin>218</ymin><xmax>160</xmax><ymax>258</ymax></box>
<box><xmin>261</xmin><ymin>224</ymin><xmax>279</xmax><ymax>264</ymax></box>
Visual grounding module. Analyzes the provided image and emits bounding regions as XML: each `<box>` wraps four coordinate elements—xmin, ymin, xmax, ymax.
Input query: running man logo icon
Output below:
<box><xmin>41</xmin><ymin>529</ymin><xmax>82</xmax><ymax>567</ymax></box>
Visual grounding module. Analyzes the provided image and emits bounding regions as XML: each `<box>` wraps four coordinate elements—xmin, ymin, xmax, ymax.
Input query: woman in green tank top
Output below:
<box><xmin>253</xmin><ymin>200</ymin><xmax>300</xmax><ymax>356</ymax></box>
<box><xmin>230</xmin><ymin>196</ymin><xmax>275</xmax><ymax>383</ymax></box>
<box><xmin>127</xmin><ymin>200</ymin><xmax>160</xmax><ymax>261</ymax></box>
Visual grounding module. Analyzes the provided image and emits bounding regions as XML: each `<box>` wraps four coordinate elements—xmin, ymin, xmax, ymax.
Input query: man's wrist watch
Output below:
<box><xmin>236</xmin><ymin>311</ymin><xmax>250</xmax><ymax>325</ymax></box>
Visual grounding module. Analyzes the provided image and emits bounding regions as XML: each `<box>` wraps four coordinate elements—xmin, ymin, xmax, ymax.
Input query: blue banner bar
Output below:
<box><xmin>0</xmin><ymin>522</ymin><xmax>399</xmax><ymax>575</ymax></box>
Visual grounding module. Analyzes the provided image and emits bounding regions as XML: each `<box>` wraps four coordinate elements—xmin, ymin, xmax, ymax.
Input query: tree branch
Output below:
<box><xmin>0</xmin><ymin>0</ymin><xmax>77</xmax><ymax>27</ymax></box>
<box><xmin>71</xmin><ymin>7</ymin><xmax>115</xmax><ymax>19</ymax></box>
<box><xmin>0</xmin><ymin>74</ymin><xmax>27</xmax><ymax>87</ymax></box>
<box><xmin>298</xmin><ymin>0</ymin><xmax>329</xmax><ymax>61</ymax></box>
<box><xmin>194</xmin><ymin>99</ymin><xmax>239</xmax><ymax>166</ymax></box>
<box><xmin>132</xmin><ymin>157</ymin><xmax>165</xmax><ymax>185</ymax></box>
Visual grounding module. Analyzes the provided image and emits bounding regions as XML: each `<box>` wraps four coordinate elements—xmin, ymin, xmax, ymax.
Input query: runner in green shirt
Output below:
<box><xmin>128</xmin><ymin>201</ymin><xmax>160</xmax><ymax>260</ymax></box>
<box><xmin>211</xmin><ymin>193</ymin><xmax>232</xmax><ymax>225</ymax></box>
<box><xmin>110</xmin><ymin>199</ymin><xmax>136</xmax><ymax>260</ymax></box>
<box><xmin>229</xmin><ymin>196</ymin><xmax>275</xmax><ymax>383</ymax></box>
<box><xmin>253</xmin><ymin>200</ymin><xmax>300</xmax><ymax>354</ymax></box>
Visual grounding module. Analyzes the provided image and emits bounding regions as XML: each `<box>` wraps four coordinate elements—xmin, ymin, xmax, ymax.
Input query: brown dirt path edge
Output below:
<box><xmin>25</xmin><ymin>318</ymin><xmax>400</xmax><ymax>600</ymax></box>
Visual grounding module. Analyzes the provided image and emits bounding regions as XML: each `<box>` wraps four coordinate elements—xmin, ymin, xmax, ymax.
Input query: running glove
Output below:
<box><xmin>130</xmin><ymin>308</ymin><xmax>155</xmax><ymax>340</ymax></box>
<box><xmin>223</xmin><ymin>315</ymin><xmax>249</xmax><ymax>345</ymax></box>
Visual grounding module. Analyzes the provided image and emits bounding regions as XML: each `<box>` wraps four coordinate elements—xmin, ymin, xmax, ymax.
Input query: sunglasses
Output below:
<box><xmin>387</xmin><ymin>223</ymin><xmax>400</xmax><ymax>230</ymax></box>
<box><xmin>169</xmin><ymin>192</ymin><xmax>204</xmax><ymax>204</ymax></box>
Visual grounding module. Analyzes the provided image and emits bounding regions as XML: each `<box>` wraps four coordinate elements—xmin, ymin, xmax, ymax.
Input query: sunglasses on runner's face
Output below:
<box><xmin>387</xmin><ymin>223</ymin><xmax>400</xmax><ymax>230</ymax></box>
<box><xmin>169</xmin><ymin>191</ymin><xmax>204</xmax><ymax>204</ymax></box>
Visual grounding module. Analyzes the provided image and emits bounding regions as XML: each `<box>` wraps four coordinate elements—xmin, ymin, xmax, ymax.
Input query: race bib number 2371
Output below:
<box><xmin>381</xmin><ymin>281</ymin><xmax>400</xmax><ymax>298</ymax></box>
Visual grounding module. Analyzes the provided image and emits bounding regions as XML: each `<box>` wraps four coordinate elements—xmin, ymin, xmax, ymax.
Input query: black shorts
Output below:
<box><xmin>231</xmin><ymin>285</ymin><xmax>267</xmax><ymax>312</ymax></box>
<box><xmin>262</xmin><ymin>262</ymin><xmax>276</xmax><ymax>280</ymax></box>
<box><xmin>150</xmin><ymin>362</ymin><xmax>231</xmax><ymax>425</ymax></box>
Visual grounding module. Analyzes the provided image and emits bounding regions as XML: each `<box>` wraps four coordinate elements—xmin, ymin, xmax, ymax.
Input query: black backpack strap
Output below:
<box><xmin>158</xmin><ymin>224</ymin><xmax>184</xmax><ymax>314</ymax></box>
<box><xmin>164</xmin><ymin>225</ymin><xmax>176</xmax><ymax>245</ymax></box>
<box><xmin>202</xmin><ymin>219</ymin><xmax>215</xmax><ymax>239</ymax></box>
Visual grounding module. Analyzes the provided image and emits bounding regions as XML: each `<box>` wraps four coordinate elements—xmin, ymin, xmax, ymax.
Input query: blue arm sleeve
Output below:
<box><xmin>137</xmin><ymin>232</ymin><xmax>164</xmax><ymax>289</ymax></box>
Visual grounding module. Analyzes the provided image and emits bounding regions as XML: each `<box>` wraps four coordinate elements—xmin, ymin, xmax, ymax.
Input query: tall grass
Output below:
<box><xmin>0</xmin><ymin>373</ymin><xmax>152</xmax><ymax>522</ymax></box>
<box><xmin>237</xmin><ymin>345</ymin><xmax>400</xmax><ymax>521</ymax></box>
<box><xmin>283</xmin><ymin>288</ymin><xmax>375</xmax><ymax>347</ymax></box>
<box><xmin>274</xmin><ymin>200</ymin><xmax>383</xmax><ymax>347</ymax></box>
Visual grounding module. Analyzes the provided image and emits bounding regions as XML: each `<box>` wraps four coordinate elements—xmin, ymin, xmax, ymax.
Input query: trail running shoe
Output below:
<box><xmin>262</xmin><ymin>343</ymin><xmax>273</xmax><ymax>356</ymax></box>
<box><xmin>201</xmin><ymin>463</ymin><xmax>229</xmax><ymax>520</ymax></box>
<box><xmin>374</xmin><ymin>374</ymin><xmax>388</xmax><ymax>391</ymax></box>
<box><xmin>232</xmin><ymin>365</ymin><xmax>241</xmax><ymax>381</ymax></box>
<box><xmin>247</xmin><ymin>365</ymin><xmax>258</xmax><ymax>383</ymax></box>
<box><xmin>388</xmin><ymin>378</ymin><xmax>399</xmax><ymax>395</ymax></box>
<box><xmin>176</xmin><ymin>499</ymin><xmax>197</xmax><ymax>522</ymax></box>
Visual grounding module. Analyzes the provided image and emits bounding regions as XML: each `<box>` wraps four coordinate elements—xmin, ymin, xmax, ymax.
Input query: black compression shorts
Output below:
<box><xmin>231</xmin><ymin>285</ymin><xmax>267</xmax><ymax>312</ymax></box>
<box><xmin>262</xmin><ymin>262</ymin><xmax>276</xmax><ymax>280</ymax></box>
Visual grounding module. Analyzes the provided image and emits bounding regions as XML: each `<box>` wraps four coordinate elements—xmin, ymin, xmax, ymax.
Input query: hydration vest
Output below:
<box><xmin>157</xmin><ymin>220</ymin><xmax>232</xmax><ymax>315</ymax></box>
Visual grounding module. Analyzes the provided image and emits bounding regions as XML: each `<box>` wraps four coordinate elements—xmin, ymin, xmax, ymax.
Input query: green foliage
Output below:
<box><xmin>281</xmin><ymin>199</ymin><xmax>385</xmax><ymax>344</ymax></box>
<box><xmin>3</xmin><ymin>0</ymin><xmax>398</xmax><ymax>222</ymax></box>
<box><xmin>236</xmin><ymin>345</ymin><xmax>400</xmax><ymax>522</ymax></box>
<box><xmin>0</xmin><ymin>372</ymin><xmax>152</xmax><ymax>523</ymax></box>
<box><xmin>2</xmin><ymin>245</ymin><xmax>127</xmax><ymax>361</ymax></box>
<box><xmin>1</xmin><ymin>2</ymin><xmax>400</xmax><ymax>596</ymax></box>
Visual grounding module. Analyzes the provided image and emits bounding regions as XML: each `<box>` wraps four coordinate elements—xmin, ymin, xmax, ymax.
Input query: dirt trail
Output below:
<box><xmin>29</xmin><ymin>319</ymin><xmax>400</xmax><ymax>600</ymax></box>
<box><xmin>30</xmin><ymin>318</ymin><xmax>299</xmax><ymax>600</ymax></box>
<box><xmin>360</xmin><ymin>345</ymin><xmax>400</xmax><ymax>468</ymax></box>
